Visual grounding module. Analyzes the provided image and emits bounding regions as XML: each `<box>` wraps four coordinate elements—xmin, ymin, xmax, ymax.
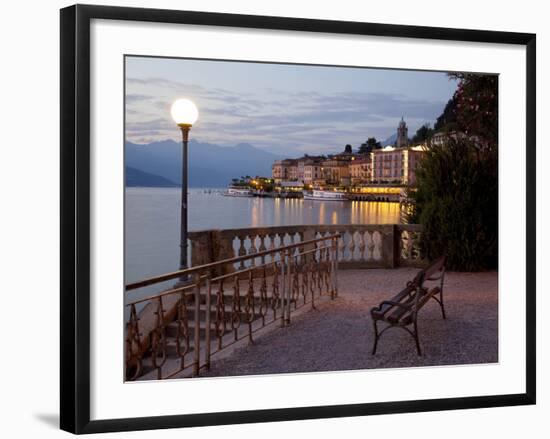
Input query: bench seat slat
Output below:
<box><xmin>386</xmin><ymin>293</ymin><xmax>418</xmax><ymax>324</ymax></box>
<box><xmin>415</xmin><ymin>286</ymin><xmax>441</xmax><ymax>310</ymax></box>
<box><xmin>386</xmin><ymin>286</ymin><xmax>441</xmax><ymax>325</ymax></box>
<box><xmin>371</xmin><ymin>285</ymin><xmax>415</xmax><ymax>320</ymax></box>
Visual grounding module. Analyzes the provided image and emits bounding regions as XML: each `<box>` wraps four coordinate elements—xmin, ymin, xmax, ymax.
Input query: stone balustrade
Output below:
<box><xmin>189</xmin><ymin>224</ymin><xmax>424</xmax><ymax>272</ymax></box>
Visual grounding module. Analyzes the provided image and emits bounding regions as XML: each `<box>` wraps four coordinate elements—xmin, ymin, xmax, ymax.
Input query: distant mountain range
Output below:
<box><xmin>126</xmin><ymin>166</ymin><xmax>179</xmax><ymax>187</ymax></box>
<box><xmin>381</xmin><ymin>133</ymin><xmax>398</xmax><ymax>146</ymax></box>
<box><xmin>125</xmin><ymin>139</ymin><xmax>284</xmax><ymax>188</ymax></box>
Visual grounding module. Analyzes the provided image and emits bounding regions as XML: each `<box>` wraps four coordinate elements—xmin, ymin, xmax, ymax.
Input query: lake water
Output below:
<box><xmin>125</xmin><ymin>187</ymin><xmax>401</xmax><ymax>285</ymax></box>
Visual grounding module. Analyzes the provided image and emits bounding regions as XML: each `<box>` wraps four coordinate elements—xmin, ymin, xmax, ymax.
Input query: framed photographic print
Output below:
<box><xmin>60</xmin><ymin>4</ymin><xmax>536</xmax><ymax>434</ymax></box>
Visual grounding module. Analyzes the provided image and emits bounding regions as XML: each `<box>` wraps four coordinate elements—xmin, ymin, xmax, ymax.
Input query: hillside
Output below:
<box><xmin>125</xmin><ymin>139</ymin><xmax>283</xmax><ymax>187</ymax></box>
<box><xmin>125</xmin><ymin>166</ymin><xmax>179</xmax><ymax>187</ymax></box>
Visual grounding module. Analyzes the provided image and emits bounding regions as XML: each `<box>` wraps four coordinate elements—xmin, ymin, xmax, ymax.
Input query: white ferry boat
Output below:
<box><xmin>303</xmin><ymin>189</ymin><xmax>349</xmax><ymax>201</ymax></box>
<box><xmin>223</xmin><ymin>187</ymin><xmax>254</xmax><ymax>197</ymax></box>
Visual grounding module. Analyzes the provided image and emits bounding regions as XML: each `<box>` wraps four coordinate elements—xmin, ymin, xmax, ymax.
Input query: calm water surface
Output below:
<box><xmin>125</xmin><ymin>187</ymin><xmax>401</xmax><ymax>285</ymax></box>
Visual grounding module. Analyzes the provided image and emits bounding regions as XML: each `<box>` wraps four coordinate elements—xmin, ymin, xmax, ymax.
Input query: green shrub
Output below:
<box><xmin>412</xmin><ymin>137</ymin><xmax>498</xmax><ymax>271</ymax></box>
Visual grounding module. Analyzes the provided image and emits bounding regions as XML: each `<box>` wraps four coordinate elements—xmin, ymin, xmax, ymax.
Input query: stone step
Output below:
<box><xmin>165</xmin><ymin>313</ymin><xmax>275</xmax><ymax>343</ymax></box>
<box><xmin>164</xmin><ymin>319</ymin><xmax>252</xmax><ymax>338</ymax></box>
<box><xmin>184</xmin><ymin>304</ymin><xmax>268</xmax><ymax>321</ymax></box>
<box><xmin>165</xmin><ymin>338</ymin><xmax>195</xmax><ymax>357</ymax></box>
<box><xmin>182</xmin><ymin>289</ymin><xmax>301</xmax><ymax>310</ymax></box>
<box><xmin>136</xmin><ymin>353</ymin><xmax>192</xmax><ymax>380</ymax></box>
<box><xmin>133</xmin><ymin>315</ymin><xmax>280</xmax><ymax>380</ymax></box>
<box><xmin>165</xmin><ymin>320</ymin><xmax>215</xmax><ymax>338</ymax></box>
<box><xmin>133</xmin><ymin>354</ymin><xmax>179</xmax><ymax>379</ymax></box>
<box><xmin>197</xmin><ymin>293</ymin><xmax>276</xmax><ymax>306</ymax></box>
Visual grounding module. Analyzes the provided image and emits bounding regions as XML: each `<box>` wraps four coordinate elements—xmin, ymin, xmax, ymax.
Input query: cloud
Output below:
<box><xmin>125</xmin><ymin>94</ymin><xmax>153</xmax><ymax>104</ymax></box>
<box><xmin>125</xmin><ymin>76</ymin><xmax>448</xmax><ymax>154</ymax></box>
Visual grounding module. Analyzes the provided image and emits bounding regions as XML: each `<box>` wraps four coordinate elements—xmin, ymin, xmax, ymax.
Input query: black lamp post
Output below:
<box><xmin>170</xmin><ymin>99</ymin><xmax>199</xmax><ymax>275</ymax></box>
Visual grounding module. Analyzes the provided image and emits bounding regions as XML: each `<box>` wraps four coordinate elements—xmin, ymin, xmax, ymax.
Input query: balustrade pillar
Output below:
<box><xmin>381</xmin><ymin>225</ymin><xmax>397</xmax><ymax>268</ymax></box>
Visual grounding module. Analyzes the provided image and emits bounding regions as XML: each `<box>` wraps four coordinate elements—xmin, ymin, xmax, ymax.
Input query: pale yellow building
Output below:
<box><xmin>303</xmin><ymin>160</ymin><xmax>323</xmax><ymax>185</ymax></box>
<box><xmin>371</xmin><ymin>145</ymin><xmax>426</xmax><ymax>185</ymax></box>
<box><xmin>272</xmin><ymin>159</ymin><xmax>298</xmax><ymax>183</ymax></box>
<box><xmin>350</xmin><ymin>157</ymin><xmax>372</xmax><ymax>184</ymax></box>
<box><xmin>321</xmin><ymin>156</ymin><xmax>351</xmax><ymax>186</ymax></box>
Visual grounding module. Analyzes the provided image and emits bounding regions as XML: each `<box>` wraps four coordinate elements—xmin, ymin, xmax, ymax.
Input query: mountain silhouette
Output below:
<box><xmin>381</xmin><ymin>133</ymin><xmax>398</xmax><ymax>146</ymax></box>
<box><xmin>125</xmin><ymin>139</ymin><xmax>283</xmax><ymax>187</ymax></box>
<box><xmin>126</xmin><ymin>166</ymin><xmax>179</xmax><ymax>187</ymax></box>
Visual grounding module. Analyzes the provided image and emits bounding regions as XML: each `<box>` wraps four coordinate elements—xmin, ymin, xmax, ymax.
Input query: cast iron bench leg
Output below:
<box><xmin>440</xmin><ymin>288</ymin><xmax>446</xmax><ymax>319</ymax></box>
<box><xmin>372</xmin><ymin>319</ymin><xmax>379</xmax><ymax>355</ymax></box>
<box><xmin>413</xmin><ymin>320</ymin><xmax>422</xmax><ymax>356</ymax></box>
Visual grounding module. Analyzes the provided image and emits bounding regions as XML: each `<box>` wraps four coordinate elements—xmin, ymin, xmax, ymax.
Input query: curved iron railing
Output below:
<box><xmin>125</xmin><ymin>234</ymin><xmax>340</xmax><ymax>381</ymax></box>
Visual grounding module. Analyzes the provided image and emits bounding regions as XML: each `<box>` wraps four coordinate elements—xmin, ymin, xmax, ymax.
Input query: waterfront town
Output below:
<box><xmin>228</xmin><ymin>118</ymin><xmax>441</xmax><ymax>202</ymax></box>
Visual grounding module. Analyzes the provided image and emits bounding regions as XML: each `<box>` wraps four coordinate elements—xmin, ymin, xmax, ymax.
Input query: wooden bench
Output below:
<box><xmin>370</xmin><ymin>256</ymin><xmax>447</xmax><ymax>355</ymax></box>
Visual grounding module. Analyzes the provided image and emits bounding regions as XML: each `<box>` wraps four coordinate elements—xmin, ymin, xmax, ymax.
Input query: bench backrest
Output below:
<box><xmin>411</xmin><ymin>255</ymin><xmax>446</xmax><ymax>315</ymax></box>
<box><xmin>407</xmin><ymin>256</ymin><xmax>447</xmax><ymax>297</ymax></box>
<box><xmin>421</xmin><ymin>255</ymin><xmax>447</xmax><ymax>284</ymax></box>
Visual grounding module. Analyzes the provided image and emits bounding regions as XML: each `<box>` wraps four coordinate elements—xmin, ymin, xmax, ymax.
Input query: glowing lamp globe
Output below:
<box><xmin>171</xmin><ymin>99</ymin><xmax>199</xmax><ymax>126</ymax></box>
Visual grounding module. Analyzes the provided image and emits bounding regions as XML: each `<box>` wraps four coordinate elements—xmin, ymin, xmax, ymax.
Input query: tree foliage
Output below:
<box><xmin>412</xmin><ymin>123</ymin><xmax>433</xmax><ymax>143</ymax></box>
<box><xmin>434</xmin><ymin>97</ymin><xmax>458</xmax><ymax>131</ymax></box>
<box><xmin>449</xmin><ymin>73</ymin><xmax>498</xmax><ymax>148</ymax></box>
<box><xmin>412</xmin><ymin>73</ymin><xmax>498</xmax><ymax>271</ymax></box>
<box><xmin>412</xmin><ymin>138</ymin><xmax>498</xmax><ymax>270</ymax></box>
<box><xmin>358</xmin><ymin>137</ymin><xmax>381</xmax><ymax>154</ymax></box>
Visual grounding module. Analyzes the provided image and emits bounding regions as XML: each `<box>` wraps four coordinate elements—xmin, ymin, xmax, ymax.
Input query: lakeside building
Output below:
<box><xmin>271</xmin><ymin>118</ymin><xmax>427</xmax><ymax>187</ymax></box>
<box><xmin>277</xmin><ymin>180</ymin><xmax>304</xmax><ymax>192</ymax></box>
<box><xmin>430</xmin><ymin>130</ymin><xmax>483</xmax><ymax>147</ymax></box>
<box><xmin>350</xmin><ymin>157</ymin><xmax>372</xmax><ymax>185</ymax></box>
<box><xmin>273</xmin><ymin>156</ymin><xmax>326</xmax><ymax>184</ymax></box>
<box><xmin>302</xmin><ymin>158</ymin><xmax>323</xmax><ymax>185</ymax></box>
<box><xmin>371</xmin><ymin>145</ymin><xmax>426</xmax><ymax>185</ymax></box>
<box><xmin>320</xmin><ymin>154</ymin><xmax>354</xmax><ymax>186</ymax></box>
<box><xmin>272</xmin><ymin>159</ymin><xmax>298</xmax><ymax>183</ymax></box>
<box><xmin>431</xmin><ymin>131</ymin><xmax>449</xmax><ymax>146</ymax></box>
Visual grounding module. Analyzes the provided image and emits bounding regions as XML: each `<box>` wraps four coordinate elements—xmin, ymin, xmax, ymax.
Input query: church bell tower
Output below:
<box><xmin>396</xmin><ymin>117</ymin><xmax>408</xmax><ymax>148</ymax></box>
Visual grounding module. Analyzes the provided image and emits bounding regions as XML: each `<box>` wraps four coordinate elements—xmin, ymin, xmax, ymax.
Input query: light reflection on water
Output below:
<box><xmin>125</xmin><ymin>187</ymin><xmax>401</xmax><ymax>287</ymax></box>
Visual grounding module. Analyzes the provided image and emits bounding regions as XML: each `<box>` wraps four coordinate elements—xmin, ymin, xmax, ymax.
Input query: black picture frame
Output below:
<box><xmin>60</xmin><ymin>4</ymin><xmax>536</xmax><ymax>434</ymax></box>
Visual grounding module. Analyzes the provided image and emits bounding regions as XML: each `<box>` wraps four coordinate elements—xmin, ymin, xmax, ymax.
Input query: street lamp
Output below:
<box><xmin>171</xmin><ymin>98</ymin><xmax>199</xmax><ymax>276</ymax></box>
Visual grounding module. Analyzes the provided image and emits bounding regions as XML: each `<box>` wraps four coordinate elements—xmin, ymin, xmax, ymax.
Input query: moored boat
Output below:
<box><xmin>303</xmin><ymin>189</ymin><xmax>349</xmax><ymax>201</ymax></box>
<box><xmin>223</xmin><ymin>187</ymin><xmax>254</xmax><ymax>197</ymax></box>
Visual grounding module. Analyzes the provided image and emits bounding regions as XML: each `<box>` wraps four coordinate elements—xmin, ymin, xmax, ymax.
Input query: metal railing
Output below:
<box><xmin>125</xmin><ymin>234</ymin><xmax>340</xmax><ymax>381</ymax></box>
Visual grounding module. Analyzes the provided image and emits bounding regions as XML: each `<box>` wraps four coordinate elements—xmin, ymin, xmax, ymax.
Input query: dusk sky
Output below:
<box><xmin>125</xmin><ymin>56</ymin><xmax>458</xmax><ymax>156</ymax></box>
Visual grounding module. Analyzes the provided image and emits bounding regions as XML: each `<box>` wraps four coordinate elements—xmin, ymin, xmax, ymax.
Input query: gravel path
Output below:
<box><xmin>201</xmin><ymin>268</ymin><xmax>498</xmax><ymax>377</ymax></box>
